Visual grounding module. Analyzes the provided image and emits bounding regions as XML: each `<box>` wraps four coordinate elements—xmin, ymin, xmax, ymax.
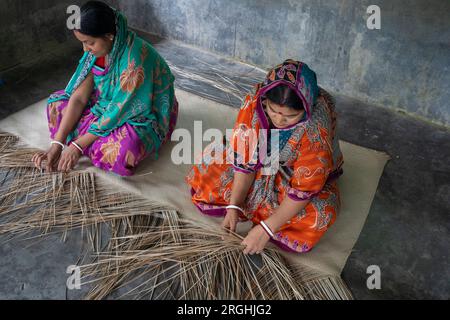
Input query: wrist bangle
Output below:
<box><xmin>71</xmin><ymin>141</ymin><xmax>83</xmax><ymax>154</ymax></box>
<box><xmin>226</xmin><ymin>205</ymin><xmax>245</xmax><ymax>215</ymax></box>
<box><xmin>51</xmin><ymin>141</ymin><xmax>65</xmax><ymax>150</ymax></box>
<box><xmin>260</xmin><ymin>220</ymin><xmax>275</xmax><ymax>239</ymax></box>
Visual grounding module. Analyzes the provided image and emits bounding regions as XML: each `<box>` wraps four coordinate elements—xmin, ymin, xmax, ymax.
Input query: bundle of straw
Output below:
<box><xmin>0</xmin><ymin>131</ymin><xmax>353</xmax><ymax>300</ymax></box>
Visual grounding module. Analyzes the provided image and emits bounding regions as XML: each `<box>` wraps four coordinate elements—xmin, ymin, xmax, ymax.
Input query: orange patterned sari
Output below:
<box><xmin>186</xmin><ymin>60</ymin><xmax>343</xmax><ymax>253</ymax></box>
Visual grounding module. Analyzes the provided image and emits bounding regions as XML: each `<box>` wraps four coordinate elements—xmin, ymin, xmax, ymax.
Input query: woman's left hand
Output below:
<box><xmin>57</xmin><ymin>144</ymin><xmax>82</xmax><ymax>173</ymax></box>
<box><xmin>241</xmin><ymin>224</ymin><xmax>271</xmax><ymax>255</ymax></box>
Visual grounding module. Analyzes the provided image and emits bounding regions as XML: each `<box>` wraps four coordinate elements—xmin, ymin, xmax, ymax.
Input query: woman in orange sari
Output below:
<box><xmin>186</xmin><ymin>60</ymin><xmax>343</xmax><ymax>255</ymax></box>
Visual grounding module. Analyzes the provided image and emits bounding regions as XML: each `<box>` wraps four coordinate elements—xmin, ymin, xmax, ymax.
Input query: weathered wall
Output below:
<box><xmin>115</xmin><ymin>0</ymin><xmax>450</xmax><ymax>126</ymax></box>
<box><xmin>0</xmin><ymin>0</ymin><xmax>76</xmax><ymax>71</ymax></box>
<box><xmin>0</xmin><ymin>0</ymin><xmax>117</xmax><ymax>72</ymax></box>
<box><xmin>1</xmin><ymin>0</ymin><xmax>448</xmax><ymax>125</ymax></box>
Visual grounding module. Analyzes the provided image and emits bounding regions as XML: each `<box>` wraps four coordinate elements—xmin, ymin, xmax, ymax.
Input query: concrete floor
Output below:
<box><xmin>0</xmin><ymin>33</ymin><xmax>449</xmax><ymax>300</ymax></box>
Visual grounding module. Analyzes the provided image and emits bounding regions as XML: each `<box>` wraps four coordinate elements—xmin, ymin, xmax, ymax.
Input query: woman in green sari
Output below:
<box><xmin>32</xmin><ymin>1</ymin><xmax>178</xmax><ymax>176</ymax></box>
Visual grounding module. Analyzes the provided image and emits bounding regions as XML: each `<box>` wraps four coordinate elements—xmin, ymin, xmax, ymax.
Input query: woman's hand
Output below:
<box><xmin>221</xmin><ymin>208</ymin><xmax>240</xmax><ymax>233</ymax></box>
<box><xmin>32</xmin><ymin>144</ymin><xmax>63</xmax><ymax>172</ymax></box>
<box><xmin>241</xmin><ymin>224</ymin><xmax>270</xmax><ymax>255</ymax></box>
<box><xmin>57</xmin><ymin>144</ymin><xmax>82</xmax><ymax>173</ymax></box>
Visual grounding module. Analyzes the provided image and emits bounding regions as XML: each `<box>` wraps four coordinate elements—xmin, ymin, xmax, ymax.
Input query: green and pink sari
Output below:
<box><xmin>47</xmin><ymin>8</ymin><xmax>178</xmax><ymax>176</ymax></box>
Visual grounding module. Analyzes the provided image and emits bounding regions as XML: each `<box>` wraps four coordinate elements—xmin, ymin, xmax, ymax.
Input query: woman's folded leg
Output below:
<box><xmin>265</xmin><ymin>182</ymin><xmax>340</xmax><ymax>253</ymax></box>
<box><xmin>86</xmin><ymin>124</ymin><xmax>149</xmax><ymax>177</ymax></box>
<box><xmin>47</xmin><ymin>91</ymin><xmax>70</xmax><ymax>141</ymax></box>
<box><xmin>46</xmin><ymin>90</ymin><xmax>97</xmax><ymax>144</ymax></box>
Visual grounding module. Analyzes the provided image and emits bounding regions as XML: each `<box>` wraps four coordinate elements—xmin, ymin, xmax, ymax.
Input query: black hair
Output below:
<box><xmin>265</xmin><ymin>84</ymin><xmax>304</xmax><ymax>111</ymax></box>
<box><xmin>78</xmin><ymin>1</ymin><xmax>116</xmax><ymax>37</ymax></box>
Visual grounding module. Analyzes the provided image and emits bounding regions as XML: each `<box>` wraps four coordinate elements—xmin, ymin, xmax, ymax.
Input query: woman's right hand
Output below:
<box><xmin>221</xmin><ymin>208</ymin><xmax>240</xmax><ymax>233</ymax></box>
<box><xmin>31</xmin><ymin>144</ymin><xmax>63</xmax><ymax>172</ymax></box>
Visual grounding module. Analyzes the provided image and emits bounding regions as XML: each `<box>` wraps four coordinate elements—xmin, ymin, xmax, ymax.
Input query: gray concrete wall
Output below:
<box><xmin>0</xmin><ymin>0</ymin><xmax>79</xmax><ymax>71</ymax></box>
<box><xmin>0</xmin><ymin>0</ymin><xmax>117</xmax><ymax>72</ymax></box>
<box><xmin>115</xmin><ymin>0</ymin><xmax>450</xmax><ymax>126</ymax></box>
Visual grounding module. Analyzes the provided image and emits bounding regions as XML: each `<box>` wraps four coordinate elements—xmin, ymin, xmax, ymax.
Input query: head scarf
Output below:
<box><xmin>257</xmin><ymin>59</ymin><xmax>319</xmax><ymax>122</ymax></box>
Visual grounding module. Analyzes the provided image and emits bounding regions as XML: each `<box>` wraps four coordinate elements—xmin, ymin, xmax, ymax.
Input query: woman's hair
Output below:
<box><xmin>78</xmin><ymin>1</ymin><xmax>116</xmax><ymax>37</ymax></box>
<box><xmin>265</xmin><ymin>84</ymin><xmax>304</xmax><ymax>111</ymax></box>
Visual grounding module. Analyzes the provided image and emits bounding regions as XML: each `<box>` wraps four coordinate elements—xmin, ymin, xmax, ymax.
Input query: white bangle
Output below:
<box><xmin>51</xmin><ymin>141</ymin><xmax>65</xmax><ymax>150</ymax></box>
<box><xmin>226</xmin><ymin>205</ymin><xmax>245</xmax><ymax>214</ymax></box>
<box><xmin>71</xmin><ymin>141</ymin><xmax>83</xmax><ymax>154</ymax></box>
<box><xmin>260</xmin><ymin>220</ymin><xmax>275</xmax><ymax>239</ymax></box>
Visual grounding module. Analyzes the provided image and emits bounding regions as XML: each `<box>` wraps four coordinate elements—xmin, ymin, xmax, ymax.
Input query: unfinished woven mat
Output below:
<box><xmin>0</xmin><ymin>131</ymin><xmax>353</xmax><ymax>300</ymax></box>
